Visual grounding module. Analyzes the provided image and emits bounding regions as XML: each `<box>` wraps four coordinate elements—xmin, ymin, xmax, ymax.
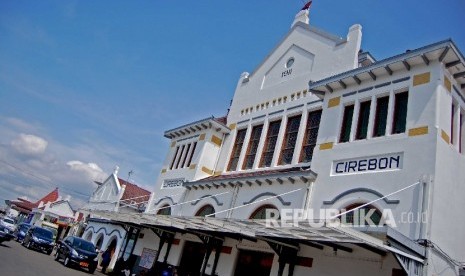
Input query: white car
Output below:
<box><xmin>0</xmin><ymin>217</ymin><xmax>16</xmax><ymax>232</ymax></box>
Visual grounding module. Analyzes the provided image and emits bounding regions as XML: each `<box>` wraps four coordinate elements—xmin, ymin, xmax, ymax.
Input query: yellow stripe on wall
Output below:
<box><xmin>201</xmin><ymin>166</ymin><xmax>214</xmax><ymax>175</ymax></box>
<box><xmin>211</xmin><ymin>135</ymin><xmax>222</xmax><ymax>147</ymax></box>
<box><xmin>444</xmin><ymin>76</ymin><xmax>451</xmax><ymax>92</ymax></box>
<box><xmin>413</xmin><ymin>72</ymin><xmax>430</xmax><ymax>86</ymax></box>
<box><xmin>408</xmin><ymin>126</ymin><xmax>429</xmax><ymax>137</ymax></box>
<box><xmin>327</xmin><ymin>97</ymin><xmax>341</xmax><ymax>108</ymax></box>
<box><xmin>441</xmin><ymin>130</ymin><xmax>450</xmax><ymax>144</ymax></box>
<box><xmin>319</xmin><ymin>142</ymin><xmax>334</xmax><ymax>150</ymax></box>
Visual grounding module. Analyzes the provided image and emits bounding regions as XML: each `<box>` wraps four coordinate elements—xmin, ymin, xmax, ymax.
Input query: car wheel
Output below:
<box><xmin>64</xmin><ymin>256</ymin><xmax>71</xmax><ymax>267</ymax></box>
<box><xmin>47</xmin><ymin>250</ymin><xmax>52</xmax><ymax>255</ymax></box>
<box><xmin>88</xmin><ymin>267</ymin><xmax>96</xmax><ymax>274</ymax></box>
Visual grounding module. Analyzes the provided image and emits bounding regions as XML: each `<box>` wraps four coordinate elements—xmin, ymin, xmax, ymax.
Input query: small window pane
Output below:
<box><xmin>279</xmin><ymin>115</ymin><xmax>302</xmax><ymax>165</ymax></box>
<box><xmin>340</xmin><ymin>105</ymin><xmax>354</xmax><ymax>143</ymax></box>
<box><xmin>392</xmin><ymin>92</ymin><xmax>409</xmax><ymax>134</ymax></box>
<box><xmin>243</xmin><ymin>125</ymin><xmax>263</xmax><ymax>169</ymax></box>
<box><xmin>355</xmin><ymin>101</ymin><xmax>371</xmax><ymax>140</ymax></box>
<box><xmin>373</xmin><ymin>96</ymin><xmax>389</xmax><ymax>137</ymax></box>
<box><xmin>228</xmin><ymin>129</ymin><xmax>247</xmax><ymax>171</ymax></box>
<box><xmin>300</xmin><ymin>110</ymin><xmax>322</xmax><ymax>162</ymax></box>
<box><xmin>260</xmin><ymin>120</ymin><xmax>282</xmax><ymax>167</ymax></box>
<box><xmin>196</xmin><ymin>205</ymin><xmax>215</xmax><ymax>217</ymax></box>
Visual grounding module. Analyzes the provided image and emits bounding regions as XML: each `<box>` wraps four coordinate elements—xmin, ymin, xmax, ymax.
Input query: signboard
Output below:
<box><xmin>161</xmin><ymin>178</ymin><xmax>184</xmax><ymax>189</ymax></box>
<box><xmin>139</xmin><ymin>248</ymin><xmax>158</xmax><ymax>269</ymax></box>
<box><xmin>331</xmin><ymin>152</ymin><xmax>403</xmax><ymax>176</ymax></box>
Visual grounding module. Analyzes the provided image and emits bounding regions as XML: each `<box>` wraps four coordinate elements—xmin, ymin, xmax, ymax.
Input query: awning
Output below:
<box><xmin>89</xmin><ymin>210</ymin><xmax>425</xmax><ymax>265</ymax></box>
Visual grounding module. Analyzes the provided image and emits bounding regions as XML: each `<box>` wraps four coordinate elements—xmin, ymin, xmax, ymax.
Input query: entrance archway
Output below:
<box><xmin>179</xmin><ymin>241</ymin><xmax>205</xmax><ymax>276</ymax></box>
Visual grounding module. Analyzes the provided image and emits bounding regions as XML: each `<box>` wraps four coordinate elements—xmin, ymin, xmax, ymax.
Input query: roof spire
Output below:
<box><xmin>292</xmin><ymin>1</ymin><xmax>311</xmax><ymax>28</ymax></box>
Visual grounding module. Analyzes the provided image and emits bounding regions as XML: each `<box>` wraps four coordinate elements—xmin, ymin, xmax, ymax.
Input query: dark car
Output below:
<box><xmin>0</xmin><ymin>225</ymin><xmax>15</xmax><ymax>244</ymax></box>
<box><xmin>22</xmin><ymin>226</ymin><xmax>54</xmax><ymax>254</ymax></box>
<box><xmin>14</xmin><ymin>223</ymin><xmax>31</xmax><ymax>242</ymax></box>
<box><xmin>54</xmin><ymin>236</ymin><xmax>98</xmax><ymax>274</ymax></box>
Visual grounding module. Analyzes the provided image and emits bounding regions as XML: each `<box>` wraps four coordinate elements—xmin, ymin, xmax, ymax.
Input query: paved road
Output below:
<box><xmin>0</xmin><ymin>240</ymin><xmax>106</xmax><ymax>276</ymax></box>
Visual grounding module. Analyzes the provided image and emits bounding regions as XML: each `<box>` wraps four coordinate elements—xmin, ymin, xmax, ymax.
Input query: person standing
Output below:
<box><xmin>101</xmin><ymin>248</ymin><xmax>111</xmax><ymax>274</ymax></box>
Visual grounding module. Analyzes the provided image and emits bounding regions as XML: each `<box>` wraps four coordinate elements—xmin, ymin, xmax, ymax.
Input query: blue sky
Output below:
<box><xmin>1</xmin><ymin>0</ymin><xmax>464</xmax><ymax>208</ymax></box>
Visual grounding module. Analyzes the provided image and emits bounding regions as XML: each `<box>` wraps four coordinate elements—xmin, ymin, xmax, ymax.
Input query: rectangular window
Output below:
<box><xmin>339</xmin><ymin>104</ymin><xmax>354</xmax><ymax>143</ymax></box>
<box><xmin>355</xmin><ymin>100</ymin><xmax>371</xmax><ymax>140</ymax></box>
<box><xmin>260</xmin><ymin>120</ymin><xmax>282</xmax><ymax>167</ymax></box>
<box><xmin>175</xmin><ymin>145</ymin><xmax>185</xmax><ymax>169</ymax></box>
<box><xmin>392</xmin><ymin>91</ymin><xmax>409</xmax><ymax>134</ymax></box>
<box><xmin>242</xmin><ymin>124</ymin><xmax>263</xmax><ymax>170</ymax></box>
<box><xmin>227</xmin><ymin>129</ymin><xmax>247</xmax><ymax>171</ymax></box>
<box><xmin>300</xmin><ymin>110</ymin><xmax>322</xmax><ymax>163</ymax></box>
<box><xmin>186</xmin><ymin>142</ymin><xmax>197</xmax><ymax>167</ymax></box>
<box><xmin>181</xmin><ymin>143</ymin><xmax>191</xmax><ymax>168</ymax></box>
<box><xmin>451</xmin><ymin>103</ymin><xmax>456</xmax><ymax>145</ymax></box>
<box><xmin>373</xmin><ymin>96</ymin><xmax>389</xmax><ymax>137</ymax></box>
<box><xmin>279</xmin><ymin>115</ymin><xmax>302</xmax><ymax>165</ymax></box>
<box><xmin>170</xmin><ymin>146</ymin><xmax>180</xmax><ymax>170</ymax></box>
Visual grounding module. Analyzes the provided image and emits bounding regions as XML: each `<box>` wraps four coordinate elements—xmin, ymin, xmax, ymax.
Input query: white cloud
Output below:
<box><xmin>11</xmin><ymin>133</ymin><xmax>48</xmax><ymax>155</ymax></box>
<box><xmin>66</xmin><ymin>160</ymin><xmax>106</xmax><ymax>182</ymax></box>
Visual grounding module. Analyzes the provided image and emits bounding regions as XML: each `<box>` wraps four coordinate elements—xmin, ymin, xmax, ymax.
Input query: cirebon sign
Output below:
<box><xmin>331</xmin><ymin>152</ymin><xmax>403</xmax><ymax>175</ymax></box>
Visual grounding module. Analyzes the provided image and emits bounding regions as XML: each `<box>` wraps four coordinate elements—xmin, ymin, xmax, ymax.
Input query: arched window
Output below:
<box><xmin>342</xmin><ymin>204</ymin><xmax>382</xmax><ymax>226</ymax></box>
<box><xmin>195</xmin><ymin>205</ymin><xmax>215</xmax><ymax>217</ymax></box>
<box><xmin>250</xmin><ymin>205</ymin><xmax>279</xmax><ymax>220</ymax></box>
<box><xmin>157</xmin><ymin>204</ymin><xmax>171</xmax><ymax>215</ymax></box>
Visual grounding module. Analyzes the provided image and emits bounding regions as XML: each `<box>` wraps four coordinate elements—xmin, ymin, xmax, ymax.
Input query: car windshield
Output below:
<box><xmin>73</xmin><ymin>239</ymin><xmax>96</xmax><ymax>252</ymax></box>
<box><xmin>4</xmin><ymin>218</ymin><xmax>14</xmax><ymax>224</ymax></box>
<box><xmin>20</xmin><ymin>224</ymin><xmax>31</xmax><ymax>231</ymax></box>
<box><xmin>34</xmin><ymin>228</ymin><xmax>53</xmax><ymax>240</ymax></box>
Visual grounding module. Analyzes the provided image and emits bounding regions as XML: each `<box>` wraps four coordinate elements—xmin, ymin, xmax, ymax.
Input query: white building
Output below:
<box><xmin>92</xmin><ymin>8</ymin><xmax>465</xmax><ymax>276</ymax></box>
<box><xmin>81</xmin><ymin>167</ymin><xmax>151</xmax><ymax>271</ymax></box>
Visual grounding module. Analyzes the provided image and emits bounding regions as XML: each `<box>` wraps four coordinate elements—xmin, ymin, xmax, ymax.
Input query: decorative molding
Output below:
<box><xmin>153</xmin><ymin>196</ymin><xmax>175</xmax><ymax>206</ymax></box>
<box><xmin>189</xmin><ymin>164</ymin><xmax>197</xmax><ymax>170</ymax></box>
<box><xmin>170</xmin><ymin>141</ymin><xmax>176</xmax><ymax>147</ymax></box>
<box><xmin>413</xmin><ymin>72</ymin><xmax>430</xmax><ymax>86</ymax></box>
<box><xmin>408</xmin><ymin>126</ymin><xmax>429</xmax><ymax>137</ymax></box>
<box><xmin>190</xmin><ymin>194</ymin><xmax>224</xmax><ymax>206</ymax></box>
<box><xmin>199</xmin><ymin>134</ymin><xmax>206</xmax><ymax>141</ymax></box>
<box><xmin>342</xmin><ymin>91</ymin><xmax>357</xmax><ymax>98</ymax></box>
<box><xmin>161</xmin><ymin>169</ymin><xmax>167</xmax><ymax>174</ymax></box>
<box><xmin>322</xmin><ymin>188</ymin><xmax>400</xmax><ymax>205</ymax></box>
<box><xmin>243</xmin><ymin>192</ymin><xmax>292</xmax><ymax>206</ymax></box>
<box><xmin>229</xmin><ymin>123</ymin><xmax>237</xmax><ymax>130</ymax></box>
<box><xmin>84</xmin><ymin>225</ymin><xmax>123</xmax><ymax>239</ymax></box>
<box><xmin>392</xmin><ymin>76</ymin><xmax>410</xmax><ymax>84</ymax></box>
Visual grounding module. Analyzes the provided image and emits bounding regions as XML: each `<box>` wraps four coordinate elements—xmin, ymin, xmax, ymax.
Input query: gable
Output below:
<box><xmin>261</xmin><ymin>44</ymin><xmax>315</xmax><ymax>90</ymax></box>
<box><xmin>91</xmin><ymin>174</ymin><xmax>121</xmax><ymax>202</ymax></box>
<box><xmin>46</xmin><ymin>201</ymin><xmax>74</xmax><ymax>218</ymax></box>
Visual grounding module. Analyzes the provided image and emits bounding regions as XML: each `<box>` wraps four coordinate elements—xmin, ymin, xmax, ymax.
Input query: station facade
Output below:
<box><xmin>91</xmin><ymin>8</ymin><xmax>465</xmax><ymax>276</ymax></box>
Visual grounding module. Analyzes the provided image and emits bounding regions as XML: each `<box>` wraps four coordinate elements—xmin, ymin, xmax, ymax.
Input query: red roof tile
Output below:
<box><xmin>118</xmin><ymin>178</ymin><xmax>151</xmax><ymax>205</ymax></box>
<box><xmin>35</xmin><ymin>188</ymin><xmax>59</xmax><ymax>206</ymax></box>
<box><xmin>8</xmin><ymin>188</ymin><xmax>59</xmax><ymax>213</ymax></box>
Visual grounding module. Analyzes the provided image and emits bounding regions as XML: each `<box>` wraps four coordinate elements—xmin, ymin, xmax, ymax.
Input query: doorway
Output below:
<box><xmin>234</xmin><ymin>249</ymin><xmax>274</xmax><ymax>276</ymax></box>
<box><xmin>178</xmin><ymin>241</ymin><xmax>206</xmax><ymax>276</ymax></box>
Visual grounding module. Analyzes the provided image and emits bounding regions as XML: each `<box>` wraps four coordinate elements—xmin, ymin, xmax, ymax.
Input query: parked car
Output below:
<box><xmin>0</xmin><ymin>225</ymin><xmax>15</xmax><ymax>244</ymax></box>
<box><xmin>0</xmin><ymin>217</ymin><xmax>16</xmax><ymax>232</ymax></box>
<box><xmin>22</xmin><ymin>226</ymin><xmax>54</xmax><ymax>255</ymax></box>
<box><xmin>54</xmin><ymin>236</ymin><xmax>98</xmax><ymax>274</ymax></box>
<box><xmin>14</xmin><ymin>223</ymin><xmax>31</xmax><ymax>242</ymax></box>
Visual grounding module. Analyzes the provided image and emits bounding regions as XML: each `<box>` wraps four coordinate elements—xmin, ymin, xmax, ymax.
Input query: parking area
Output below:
<box><xmin>0</xmin><ymin>240</ymin><xmax>106</xmax><ymax>276</ymax></box>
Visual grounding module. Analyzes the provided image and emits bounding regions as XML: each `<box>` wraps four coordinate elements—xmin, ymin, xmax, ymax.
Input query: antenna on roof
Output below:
<box><xmin>127</xmin><ymin>170</ymin><xmax>134</xmax><ymax>183</ymax></box>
